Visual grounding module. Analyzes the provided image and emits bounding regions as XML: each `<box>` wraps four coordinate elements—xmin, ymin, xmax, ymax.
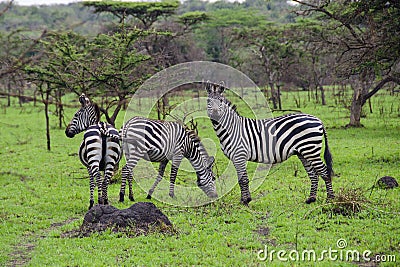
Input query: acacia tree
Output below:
<box><xmin>84</xmin><ymin>1</ymin><xmax>209</xmax><ymax>67</ymax></box>
<box><xmin>83</xmin><ymin>1</ymin><xmax>209</xmax><ymax>119</ymax></box>
<box><xmin>83</xmin><ymin>0</ymin><xmax>179</xmax><ymax>29</ymax></box>
<box><xmin>293</xmin><ymin>0</ymin><xmax>400</xmax><ymax>127</ymax></box>
<box><xmin>25</xmin><ymin>28</ymin><xmax>153</xmax><ymax>127</ymax></box>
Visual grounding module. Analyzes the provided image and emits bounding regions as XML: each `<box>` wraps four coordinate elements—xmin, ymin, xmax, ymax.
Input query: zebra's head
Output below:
<box><xmin>185</xmin><ymin>128</ymin><xmax>218</xmax><ymax>198</ymax></box>
<box><xmin>205</xmin><ymin>81</ymin><xmax>228</xmax><ymax>122</ymax></box>
<box><xmin>197</xmin><ymin>155</ymin><xmax>218</xmax><ymax>199</ymax></box>
<box><xmin>65</xmin><ymin>94</ymin><xmax>100</xmax><ymax>138</ymax></box>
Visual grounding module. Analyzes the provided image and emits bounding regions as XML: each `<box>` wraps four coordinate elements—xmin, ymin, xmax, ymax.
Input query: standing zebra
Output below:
<box><xmin>65</xmin><ymin>94</ymin><xmax>122</xmax><ymax>209</ymax></box>
<box><xmin>119</xmin><ymin>116</ymin><xmax>218</xmax><ymax>202</ymax></box>
<box><xmin>205</xmin><ymin>81</ymin><xmax>334</xmax><ymax>205</ymax></box>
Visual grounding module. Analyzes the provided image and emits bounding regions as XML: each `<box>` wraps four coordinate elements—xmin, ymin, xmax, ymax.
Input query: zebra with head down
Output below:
<box><xmin>119</xmin><ymin>116</ymin><xmax>218</xmax><ymax>202</ymax></box>
<box><xmin>65</xmin><ymin>94</ymin><xmax>122</xmax><ymax>209</ymax></box>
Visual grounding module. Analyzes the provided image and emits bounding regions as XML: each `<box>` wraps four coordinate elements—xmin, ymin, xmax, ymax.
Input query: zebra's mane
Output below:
<box><xmin>91</xmin><ymin>103</ymin><xmax>101</xmax><ymax>123</ymax></box>
<box><xmin>220</xmin><ymin>94</ymin><xmax>239</xmax><ymax>116</ymax></box>
<box><xmin>183</xmin><ymin>125</ymin><xmax>210</xmax><ymax>159</ymax></box>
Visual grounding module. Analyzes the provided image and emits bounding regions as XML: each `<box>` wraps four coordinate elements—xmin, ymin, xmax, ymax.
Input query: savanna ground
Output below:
<box><xmin>0</xmin><ymin>87</ymin><xmax>399</xmax><ymax>266</ymax></box>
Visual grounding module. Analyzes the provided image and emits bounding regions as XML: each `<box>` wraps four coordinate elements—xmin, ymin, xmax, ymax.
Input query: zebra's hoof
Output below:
<box><xmin>119</xmin><ymin>193</ymin><xmax>125</xmax><ymax>202</ymax></box>
<box><xmin>129</xmin><ymin>196</ymin><xmax>134</xmax><ymax>201</ymax></box>
<box><xmin>89</xmin><ymin>200</ymin><xmax>94</xmax><ymax>210</ymax></box>
<box><xmin>305</xmin><ymin>197</ymin><xmax>316</xmax><ymax>204</ymax></box>
<box><xmin>104</xmin><ymin>199</ymin><xmax>109</xmax><ymax>205</ymax></box>
<box><xmin>241</xmin><ymin>197</ymin><xmax>252</xmax><ymax>205</ymax></box>
<box><xmin>169</xmin><ymin>193</ymin><xmax>175</xmax><ymax>198</ymax></box>
<box><xmin>146</xmin><ymin>194</ymin><xmax>152</xmax><ymax>199</ymax></box>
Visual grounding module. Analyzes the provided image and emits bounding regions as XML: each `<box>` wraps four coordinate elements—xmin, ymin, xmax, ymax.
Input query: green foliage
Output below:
<box><xmin>83</xmin><ymin>0</ymin><xmax>180</xmax><ymax>28</ymax></box>
<box><xmin>177</xmin><ymin>11</ymin><xmax>209</xmax><ymax>27</ymax></box>
<box><xmin>295</xmin><ymin>0</ymin><xmax>400</xmax><ymax>77</ymax></box>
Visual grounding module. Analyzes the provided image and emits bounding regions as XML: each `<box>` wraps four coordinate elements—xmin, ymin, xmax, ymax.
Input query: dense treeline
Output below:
<box><xmin>0</xmin><ymin>0</ymin><xmax>399</xmax><ymax>147</ymax></box>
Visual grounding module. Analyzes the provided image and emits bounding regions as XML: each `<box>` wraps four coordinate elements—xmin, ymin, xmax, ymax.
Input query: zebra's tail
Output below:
<box><xmin>323</xmin><ymin>127</ymin><xmax>334</xmax><ymax>179</ymax></box>
<box><xmin>98</xmin><ymin>122</ymin><xmax>121</xmax><ymax>141</ymax></box>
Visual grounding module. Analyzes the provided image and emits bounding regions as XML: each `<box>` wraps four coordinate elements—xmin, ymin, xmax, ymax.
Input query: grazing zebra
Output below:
<box><xmin>119</xmin><ymin>116</ymin><xmax>218</xmax><ymax>202</ymax></box>
<box><xmin>205</xmin><ymin>81</ymin><xmax>334</xmax><ymax>205</ymax></box>
<box><xmin>65</xmin><ymin>94</ymin><xmax>122</xmax><ymax>209</ymax></box>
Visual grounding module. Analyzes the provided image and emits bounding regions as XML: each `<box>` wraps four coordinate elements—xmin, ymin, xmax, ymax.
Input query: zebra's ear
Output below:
<box><xmin>207</xmin><ymin>156</ymin><xmax>215</xmax><ymax>168</ymax></box>
<box><xmin>217</xmin><ymin>81</ymin><xmax>225</xmax><ymax>94</ymax></box>
<box><xmin>205</xmin><ymin>80</ymin><xmax>213</xmax><ymax>94</ymax></box>
<box><xmin>79</xmin><ymin>94</ymin><xmax>90</xmax><ymax>107</ymax></box>
<box><xmin>93</xmin><ymin>103</ymin><xmax>101</xmax><ymax>122</ymax></box>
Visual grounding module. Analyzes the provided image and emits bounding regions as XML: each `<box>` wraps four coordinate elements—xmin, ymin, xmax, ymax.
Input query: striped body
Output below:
<box><xmin>66</xmin><ymin>94</ymin><xmax>122</xmax><ymax>209</ymax></box>
<box><xmin>206</xmin><ymin>82</ymin><xmax>334</xmax><ymax>204</ymax></box>
<box><xmin>214</xmin><ymin>113</ymin><xmax>325</xmax><ymax>164</ymax></box>
<box><xmin>79</xmin><ymin>123</ymin><xmax>121</xmax><ymax>172</ymax></box>
<box><xmin>119</xmin><ymin>116</ymin><xmax>217</xmax><ymax>202</ymax></box>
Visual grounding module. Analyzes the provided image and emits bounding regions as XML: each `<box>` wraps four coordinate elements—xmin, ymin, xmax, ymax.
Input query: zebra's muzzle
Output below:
<box><xmin>65</xmin><ymin>127</ymin><xmax>75</xmax><ymax>138</ymax></box>
<box><xmin>207</xmin><ymin>191</ymin><xmax>218</xmax><ymax>199</ymax></box>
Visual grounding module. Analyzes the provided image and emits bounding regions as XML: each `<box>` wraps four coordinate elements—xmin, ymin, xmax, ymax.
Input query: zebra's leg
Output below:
<box><xmin>309</xmin><ymin>158</ymin><xmax>335</xmax><ymax>201</ymax></box>
<box><xmin>120</xmin><ymin>155</ymin><xmax>141</xmax><ymax>202</ymax></box>
<box><xmin>102</xmin><ymin>164</ymin><xmax>114</xmax><ymax>205</ymax></box>
<box><xmin>120</xmin><ymin>164</ymin><xmax>129</xmax><ymax>202</ymax></box>
<box><xmin>120</xmin><ymin>164</ymin><xmax>133</xmax><ymax>202</ymax></box>
<box><xmin>86</xmin><ymin>166</ymin><xmax>98</xmax><ymax>209</ymax></box>
<box><xmin>169</xmin><ymin>156</ymin><xmax>183</xmax><ymax>198</ymax></box>
<box><xmin>233</xmin><ymin>161</ymin><xmax>252</xmax><ymax>205</ymax></box>
<box><xmin>87</xmin><ymin>167</ymin><xmax>95</xmax><ymax>209</ymax></box>
<box><xmin>94</xmin><ymin>166</ymin><xmax>104</xmax><ymax>205</ymax></box>
<box><xmin>297</xmin><ymin>154</ymin><xmax>319</xmax><ymax>204</ymax></box>
<box><xmin>120</xmin><ymin>164</ymin><xmax>132</xmax><ymax>202</ymax></box>
<box><xmin>147</xmin><ymin>160</ymin><xmax>168</xmax><ymax>199</ymax></box>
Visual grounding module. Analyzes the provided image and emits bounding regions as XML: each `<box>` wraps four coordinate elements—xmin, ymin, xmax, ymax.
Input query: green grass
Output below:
<box><xmin>0</xmin><ymin>88</ymin><xmax>399</xmax><ymax>266</ymax></box>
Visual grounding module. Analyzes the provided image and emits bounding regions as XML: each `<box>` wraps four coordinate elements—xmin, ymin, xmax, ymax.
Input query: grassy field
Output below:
<box><xmin>0</xmin><ymin>88</ymin><xmax>399</xmax><ymax>266</ymax></box>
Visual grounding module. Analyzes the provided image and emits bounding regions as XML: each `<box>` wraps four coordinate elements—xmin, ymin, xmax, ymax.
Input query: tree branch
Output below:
<box><xmin>292</xmin><ymin>0</ymin><xmax>365</xmax><ymax>45</ymax></box>
<box><xmin>362</xmin><ymin>76</ymin><xmax>399</xmax><ymax>105</ymax></box>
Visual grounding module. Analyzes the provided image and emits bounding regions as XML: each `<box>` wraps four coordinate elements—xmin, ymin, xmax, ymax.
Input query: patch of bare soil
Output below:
<box><xmin>7</xmin><ymin>242</ymin><xmax>36</xmax><ymax>267</ymax></box>
<box><xmin>6</xmin><ymin>218</ymin><xmax>79</xmax><ymax>267</ymax></box>
<box><xmin>62</xmin><ymin>202</ymin><xmax>174</xmax><ymax>238</ymax></box>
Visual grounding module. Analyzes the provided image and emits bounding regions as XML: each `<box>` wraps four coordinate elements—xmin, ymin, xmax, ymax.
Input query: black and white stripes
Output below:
<box><xmin>66</xmin><ymin>94</ymin><xmax>122</xmax><ymax>209</ymax></box>
<box><xmin>206</xmin><ymin>82</ymin><xmax>334</xmax><ymax>204</ymax></box>
<box><xmin>119</xmin><ymin>116</ymin><xmax>218</xmax><ymax>202</ymax></box>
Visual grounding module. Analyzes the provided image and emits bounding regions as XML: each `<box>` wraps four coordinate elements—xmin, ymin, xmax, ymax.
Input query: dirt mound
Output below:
<box><xmin>376</xmin><ymin>176</ymin><xmax>398</xmax><ymax>189</ymax></box>
<box><xmin>66</xmin><ymin>202</ymin><xmax>173</xmax><ymax>237</ymax></box>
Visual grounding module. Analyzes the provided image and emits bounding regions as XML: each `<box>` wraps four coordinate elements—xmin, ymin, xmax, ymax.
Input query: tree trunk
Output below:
<box><xmin>162</xmin><ymin>95</ymin><xmax>169</xmax><ymax>119</ymax></box>
<box><xmin>347</xmin><ymin>75</ymin><xmax>367</xmax><ymax>128</ymax></box>
<box><xmin>319</xmin><ymin>84</ymin><xmax>326</xmax><ymax>106</ymax></box>
<box><xmin>269</xmin><ymin>82</ymin><xmax>278</xmax><ymax>110</ymax></box>
<box><xmin>348</xmin><ymin>91</ymin><xmax>363</xmax><ymax>127</ymax></box>
<box><xmin>276</xmin><ymin>83</ymin><xmax>282</xmax><ymax>110</ymax></box>
<box><xmin>40</xmin><ymin>83</ymin><xmax>51</xmax><ymax>151</ymax></box>
<box><xmin>56</xmin><ymin>89</ymin><xmax>64</xmax><ymax>128</ymax></box>
<box><xmin>346</xmin><ymin>75</ymin><xmax>397</xmax><ymax>127</ymax></box>
<box><xmin>157</xmin><ymin>99</ymin><xmax>162</xmax><ymax>120</ymax></box>
<box><xmin>7</xmin><ymin>81</ymin><xmax>11</xmax><ymax>107</ymax></box>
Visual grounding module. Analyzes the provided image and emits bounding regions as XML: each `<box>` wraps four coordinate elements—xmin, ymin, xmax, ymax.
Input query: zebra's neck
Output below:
<box><xmin>184</xmin><ymin>134</ymin><xmax>210</xmax><ymax>174</ymax></box>
<box><xmin>212</xmin><ymin>104</ymin><xmax>243</xmax><ymax>133</ymax></box>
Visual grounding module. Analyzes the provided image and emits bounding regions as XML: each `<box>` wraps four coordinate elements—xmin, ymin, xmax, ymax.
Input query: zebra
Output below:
<box><xmin>65</xmin><ymin>94</ymin><xmax>122</xmax><ymax>209</ymax></box>
<box><xmin>119</xmin><ymin>116</ymin><xmax>218</xmax><ymax>202</ymax></box>
<box><xmin>205</xmin><ymin>81</ymin><xmax>334</xmax><ymax>205</ymax></box>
